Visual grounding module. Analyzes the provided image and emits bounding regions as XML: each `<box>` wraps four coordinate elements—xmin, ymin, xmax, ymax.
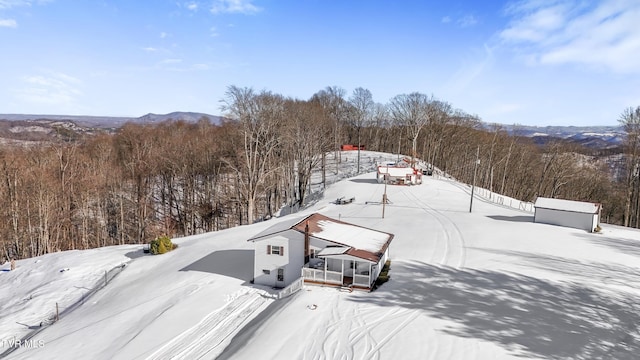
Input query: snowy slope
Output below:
<box><xmin>3</xmin><ymin>151</ymin><xmax>640</xmax><ymax>360</ymax></box>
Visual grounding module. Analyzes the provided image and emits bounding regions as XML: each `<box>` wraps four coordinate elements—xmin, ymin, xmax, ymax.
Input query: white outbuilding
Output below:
<box><xmin>376</xmin><ymin>166</ymin><xmax>422</xmax><ymax>185</ymax></box>
<box><xmin>534</xmin><ymin>197</ymin><xmax>601</xmax><ymax>232</ymax></box>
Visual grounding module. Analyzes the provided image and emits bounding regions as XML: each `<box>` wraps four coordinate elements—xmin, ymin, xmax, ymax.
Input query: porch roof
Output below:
<box><xmin>317</xmin><ymin>246</ymin><xmax>349</xmax><ymax>256</ymax></box>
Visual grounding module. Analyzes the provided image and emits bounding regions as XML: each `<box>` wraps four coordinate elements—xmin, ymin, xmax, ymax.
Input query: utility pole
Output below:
<box><xmin>469</xmin><ymin>146</ymin><xmax>480</xmax><ymax>213</ymax></box>
<box><xmin>382</xmin><ymin>165</ymin><xmax>388</xmax><ymax>218</ymax></box>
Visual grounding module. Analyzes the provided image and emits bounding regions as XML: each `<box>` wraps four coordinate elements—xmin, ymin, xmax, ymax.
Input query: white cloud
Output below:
<box><xmin>192</xmin><ymin>63</ymin><xmax>210</xmax><ymax>70</ymax></box>
<box><xmin>444</xmin><ymin>44</ymin><xmax>494</xmax><ymax>94</ymax></box>
<box><xmin>17</xmin><ymin>71</ymin><xmax>82</xmax><ymax>106</ymax></box>
<box><xmin>160</xmin><ymin>58</ymin><xmax>182</xmax><ymax>64</ymax></box>
<box><xmin>0</xmin><ymin>0</ymin><xmax>29</xmax><ymax>10</ymax></box>
<box><xmin>210</xmin><ymin>0</ymin><xmax>260</xmax><ymax>15</ymax></box>
<box><xmin>0</xmin><ymin>0</ymin><xmax>51</xmax><ymax>10</ymax></box>
<box><xmin>458</xmin><ymin>15</ymin><xmax>478</xmax><ymax>28</ymax></box>
<box><xmin>210</xmin><ymin>26</ymin><xmax>219</xmax><ymax>37</ymax></box>
<box><xmin>143</xmin><ymin>47</ymin><xmax>158</xmax><ymax>52</ymax></box>
<box><xmin>160</xmin><ymin>31</ymin><xmax>167</xmax><ymax>38</ymax></box>
<box><xmin>442</xmin><ymin>14</ymin><xmax>479</xmax><ymax>28</ymax></box>
<box><xmin>0</xmin><ymin>18</ymin><xmax>16</xmax><ymax>27</ymax></box>
<box><xmin>500</xmin><ymin>0</ymin><xmax>640</xmax><ymax>73</ymax></box>
<box><xmin>0</xmin><ymin>0</ymin><xmax>51</xmax><ymax>29</ymax></box>
<box><xmin>186</xmin><ymin>1</ymin><xmax>198</xmax><ymax>11</ymax></box>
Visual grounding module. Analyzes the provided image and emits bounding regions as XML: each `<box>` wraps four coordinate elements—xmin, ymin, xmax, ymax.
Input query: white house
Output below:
<box><xmin>534</xmin><ymin>197</ymin><xmax>601</xmax><ymax>232</ymax></box>
<box><xmin>377</xmin><ymin>166</ymin><xmax>422</xmax><ymax>185</ymax></box>
<box><xmin>248</xmin><ymin>213</ymin><xmax>394</xmax><ymax>291</ymax></box>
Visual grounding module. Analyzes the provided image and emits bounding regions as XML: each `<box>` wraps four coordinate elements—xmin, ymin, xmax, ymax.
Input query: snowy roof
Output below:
<box><xmin>534</xmin><ymin>197</ymin><xmax>601</xmax><ymax>214</ymax></box>
<box><xmin>246</xmin><ymin>215</ymin><xmax>306</xmax><ymax>241</ymax></box>
<box><xmin>291</xmin><ymin>213</ymin><xmax>394</xmax><ymax>262</ymax></box>
<box><xmin>247</xmin><ymin>213</ymin><xmax>393</xmax><ymax>262</ymax></box>
<box><xmin>312</xmin><ymin>220</ymin><xmax>390</xmax><ymax>253</ymax></box>
<box><xmin>317</xmin><ymin>246</ymin><xmax>349</xmax><ymax>256</ymax></box>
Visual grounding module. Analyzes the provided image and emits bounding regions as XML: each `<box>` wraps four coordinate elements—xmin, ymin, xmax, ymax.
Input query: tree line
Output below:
<box><xmin>0</xmin><ymin>85</ymin><xmax>632</xmax><ymax>261</ymax></box>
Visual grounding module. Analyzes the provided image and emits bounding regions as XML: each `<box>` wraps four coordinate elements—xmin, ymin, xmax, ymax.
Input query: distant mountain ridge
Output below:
<box><xmin>0</xmin><ymin>112</ymin><xmax>626</xmax><ymax>150</ymax></box>
<box><xmin>498</xmin><ymin>124</ymin><xmax>625</xmax><ymax>150</ymax></box>
<box><xmin>0</xmin><ymin>112</ymin><xmax>223</xmax><ymax>128</ymax></box>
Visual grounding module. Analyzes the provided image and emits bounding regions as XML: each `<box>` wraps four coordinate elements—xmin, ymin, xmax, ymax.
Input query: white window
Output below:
<box><xmin>277</xmin><ymin>268</ymin><xmax>284</xmax><ymax>282</ymax></box>
<box><xmin>267</xmin><ymin>245</ymin><xmax>284</xmax><ymax>256</ymax></box>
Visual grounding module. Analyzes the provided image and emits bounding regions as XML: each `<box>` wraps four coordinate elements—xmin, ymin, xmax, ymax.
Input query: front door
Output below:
<box><xmin>276</xmin><ymin>268</ymin><xmax>285</xmax><ymax>288</ymax></box>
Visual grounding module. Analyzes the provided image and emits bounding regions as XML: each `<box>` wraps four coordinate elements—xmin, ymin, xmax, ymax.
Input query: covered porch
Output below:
<box><xmin>301</xmin><ymin>249</ymin><xmax>375</xmax><ymax>290</ymax></box>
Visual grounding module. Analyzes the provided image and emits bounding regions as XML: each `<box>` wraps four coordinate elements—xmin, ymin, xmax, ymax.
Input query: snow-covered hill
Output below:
<box><xmin>2</xmin><ymin>151</ymin><xmax>640</xmax><ymax>359</ymax></box>
<box><xmin>0</xmin><ymin>112</ymin><xmax>223</xmax><ymax>129</ymax></box>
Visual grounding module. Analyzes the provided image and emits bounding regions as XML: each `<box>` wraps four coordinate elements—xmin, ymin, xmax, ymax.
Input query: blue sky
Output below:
<box><xmin>1</xmin><ymin>0</ymin><xmax>639</xmax><ymax>126</ymax></box>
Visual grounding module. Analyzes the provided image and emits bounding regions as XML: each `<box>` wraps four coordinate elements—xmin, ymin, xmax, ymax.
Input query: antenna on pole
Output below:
<box><xmin>470</xmin><ymin>146</ymin><xmax>480</xmax><ymax>213</ymax></box>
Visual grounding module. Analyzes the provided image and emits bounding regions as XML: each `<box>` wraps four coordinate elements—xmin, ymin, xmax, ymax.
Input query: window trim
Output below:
<box><xmin>270</xmin><ymin>245</ymin><xmax>284</xmax><ymax>256</ymax></box>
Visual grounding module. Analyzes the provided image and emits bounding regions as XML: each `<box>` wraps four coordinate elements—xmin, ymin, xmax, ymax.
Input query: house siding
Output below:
<box><xmin>534</xmin><ymin>208</ymin><xmax>598</xmax><ymax>232</ymax></box>
<box><xmin>253</xmin><ymin>230</ymin><xmax>305</xmax><ymax>288</ymax></box>
<box><xmin>251</xmin><ymin>213</ymin><xmax>395</xmax><ymax>290</ymax></box>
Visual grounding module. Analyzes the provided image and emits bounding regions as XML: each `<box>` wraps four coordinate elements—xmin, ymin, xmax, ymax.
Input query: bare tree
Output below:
<box><xmin>281</xmin><ymin>99</ymin><xmax>332</xmax><ymax>206</ymax></box>
<box><xmin>311</xmin><ymin>86</ymin><xmax>348</xmax><ymax>175</ymax></box>
<box><xmin>619</xmin><ymin>106</ymin><xmax>640</xmax><ymax>227</ymax></box>
<box><xmin>114</xmin><ymin>123</ymin><xmax>158</xmax><ymax>243</ymax></box>
<box><xmin>368</xmin><ymin>103</ymin><xmax>390</xmax><ymax>151</ymax></box>
<box><xmin>348</xmin><ymin>87</ymin><xmax>374</xmax><ymax>174</ymax></box>
<box><xmin>389</xmin><ymin>92</ymin><xmax>433</xmax><ymax>166</ymax></box>
<box><xmin>220</xmin><ymin>86</ymin><xmax>284</xmax><ymax>224</ymax></box>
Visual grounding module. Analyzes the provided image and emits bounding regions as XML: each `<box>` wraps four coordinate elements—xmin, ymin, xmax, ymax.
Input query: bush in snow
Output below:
<box><xmin>374</xmin><ymin>260</ymin><xmax>391</xmax><ymax>289</ymax></box>
<box><xmin>150</xmin><ymin>235</ymin><xmax>176</xmax><ymax>255</ymax></box>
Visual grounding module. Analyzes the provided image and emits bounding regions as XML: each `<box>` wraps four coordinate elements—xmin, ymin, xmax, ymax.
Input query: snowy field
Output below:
<box><xmin>2</xmin><ymin>151</ymin><xmax>640</xmax><ymax>359</ymax></box>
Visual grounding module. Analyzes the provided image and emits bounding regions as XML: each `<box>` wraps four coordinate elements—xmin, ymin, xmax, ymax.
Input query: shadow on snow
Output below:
<box><xmin>349</xmin><ymin>178</ymin><xmax>380</xmax><ymax>184</ymax></box>
<box><xmin>582</xmin><ymin>233</ymin><xmax>640</xmax><ymax>258</ymax></box>
<box><xmin>349</xmin><ymin>260</ymin><xmax>640</xmax><ymax>360</ymax></box>
<box><xmin>180</xmin><ymin>249</ymin><xmax>254</xmax><ymax>283</ymax></box>
<box><xmin>486</xmin><ymin>215</ymin><xmax>534</xmax><ymax>223</ymax></box>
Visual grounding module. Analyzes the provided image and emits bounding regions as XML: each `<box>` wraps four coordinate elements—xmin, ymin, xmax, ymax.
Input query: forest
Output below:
<box><xmin>1</xmin><ymin>85</ymin><xmax>638</xmax><ymax>261</ymax></box>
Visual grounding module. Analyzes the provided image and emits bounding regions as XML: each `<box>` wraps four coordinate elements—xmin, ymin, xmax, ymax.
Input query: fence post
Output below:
<box><xmin>105</xmin><ymin>270</ymin><xmax>108</xmax><ymax>286</ymax></box>
<box><xmin>55</xmin><ymin>302</ymin><xmax>59</xmax><ymax>322</ymax></box>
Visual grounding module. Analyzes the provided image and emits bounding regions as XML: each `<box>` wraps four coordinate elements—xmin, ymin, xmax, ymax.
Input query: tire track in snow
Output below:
<box><xmin>400</xmin><ymin>188</ymin><xmax>467</xmax><ymax>269</ymax></box>
<box><xmin>115</xmin><ymin>284</ymin><xmax>201</xmax><ymax>353</ymax></box>
<box><xmin>396</xmin><ymin>189</ymin><xmax>448</xmax><ymax>266</ymax></box>
<box><xmin>352</xmin><ymin>305</ymin><xmax>380</xmax><ymax>360</ymax></box>
<box><xmin>362</xmin><ymin>312</ymin><xmax>416</xmax><ymax>360</ymax></box>
<box><xmin>144</xmin><ymin>289</ymin><xmax>272</xmax><ymax>360</ymax></box>
<box><xmin>305</xmin><ymin>298</ymin><xmax>413</xmax><ymax>360</ymax></box>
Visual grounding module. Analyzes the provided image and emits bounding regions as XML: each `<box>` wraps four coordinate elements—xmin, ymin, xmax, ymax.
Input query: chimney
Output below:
<box><xmin>304</xmin><ymin>220</ymin><xmax>310</xmax><ymax>264</ymax></box>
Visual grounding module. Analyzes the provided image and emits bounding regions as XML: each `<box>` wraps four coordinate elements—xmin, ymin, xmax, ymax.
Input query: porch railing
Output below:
<box><xmin>302</xmin><ymin>268</ymin><xmax>342</xmax><ymax>285</ymax></box>
<box><xmin>277</xmin><ymin>277</ymin><xmax>303</xmax><ymax>299</ymax></box>
<box><xmin>325</xmin><ymin>270</ymin><xmax>342</xmax><ymax>284</ymax></box>
<box><xmin>302</xmin><ymin>268</ymin><xmax>323</xmax><ymax>282</ymax></box>
<box><xmin>353</xmin><ymin>274</ymin><xmax>370</xmax><ymax>287</ymax></box>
